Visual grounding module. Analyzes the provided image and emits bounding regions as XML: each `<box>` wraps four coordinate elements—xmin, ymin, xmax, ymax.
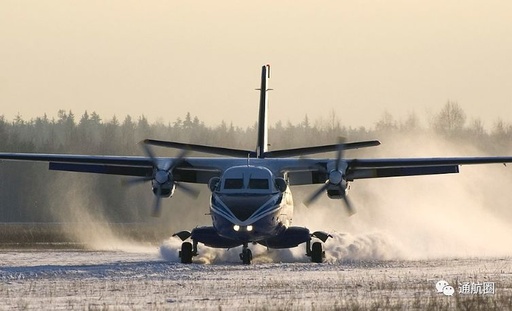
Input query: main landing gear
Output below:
<box><xmin>306</xmin><ymin>231</ymin><xmax>332</xmax><ymax>263</ymax></box>
<box><xmin>179</xmin><ymin>240</ymin><xmax>198</xmax><ymax>264</ymax></box>
<box><xmin>311</xmin><ymin>242</ymin><xmax>324</xmax><ymax>263</ymax></box>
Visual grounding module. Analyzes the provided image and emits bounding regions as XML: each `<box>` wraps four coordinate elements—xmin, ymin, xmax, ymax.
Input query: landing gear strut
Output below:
<box><xmin>240</xmin><ymin>243</ymin><xmax>252</xmax><ymax>265</ymax></box>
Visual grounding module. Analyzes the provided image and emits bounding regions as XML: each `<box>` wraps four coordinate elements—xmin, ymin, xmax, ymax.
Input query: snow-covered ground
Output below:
<box><xmin>1</xmin><ymin>241</ymin><xmax>511</xmax><ymax>310</ymax></box>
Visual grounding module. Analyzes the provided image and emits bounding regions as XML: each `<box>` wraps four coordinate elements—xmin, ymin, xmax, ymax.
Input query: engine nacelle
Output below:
<box><xmin>152</xmin><ymin>184</ymin><xmax>175</xmax><ymax>197</ymax></box>
<box><xmin>326</xmin><ymin>181</ymin><xmax>348</xmax><ymax>199</ymax></box>
<box><xmin>152</xmin><ymin>183</ymin><xmax>175</xmax><ymax>197</ymax></box>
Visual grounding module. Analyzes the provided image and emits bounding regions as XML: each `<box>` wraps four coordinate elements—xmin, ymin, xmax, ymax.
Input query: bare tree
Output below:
<box><xmin>433</xmin><ymin>101</ymin><xmax>466</xmax><ymax>135</ymax></box>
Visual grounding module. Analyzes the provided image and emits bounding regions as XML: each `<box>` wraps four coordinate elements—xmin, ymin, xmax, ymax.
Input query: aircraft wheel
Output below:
<box><xmin>180</xmin><ymin>242</ymin><xmax>193</xmax><ymax>264</ymax></box>
<box><xmin>311</xmin><ymin>242</ymin><xmax>324</xmax><ymax>263</ymax></box>
<box><xmin>241</xmin><ymin>248</ymin><xmax>252</xmax><ymax>265</ymax></box>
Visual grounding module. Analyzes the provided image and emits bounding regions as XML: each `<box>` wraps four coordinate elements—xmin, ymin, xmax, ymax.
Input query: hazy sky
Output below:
<box><xmin>1</xmin><ymin>1</ymin><xmax>511</xmax><ymax>129</ymax></box>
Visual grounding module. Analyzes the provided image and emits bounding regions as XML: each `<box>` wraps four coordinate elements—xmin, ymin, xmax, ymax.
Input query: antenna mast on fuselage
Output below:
<box><xmin>256</xmin><ymin>64</ymin><xmax>271</xmax><ymax>158</ymax></box>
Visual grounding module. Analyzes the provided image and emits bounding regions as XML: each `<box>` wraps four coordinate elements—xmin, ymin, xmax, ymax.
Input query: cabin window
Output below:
<box><xmin>224</xmin><ymin>178</ymin><xmax>244</xmax><ymax>189</ymax></box>
<box><xmin>248</xmin><ymin>178</ymin><xmax>269</xmax><ymax>189</ymax></box>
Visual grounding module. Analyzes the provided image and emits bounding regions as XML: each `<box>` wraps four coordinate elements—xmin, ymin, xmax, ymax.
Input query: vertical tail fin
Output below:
<box><xmin>256</xmin><ymin>64</ymin><xmax>271</xmax><ymax>158</ymax></box>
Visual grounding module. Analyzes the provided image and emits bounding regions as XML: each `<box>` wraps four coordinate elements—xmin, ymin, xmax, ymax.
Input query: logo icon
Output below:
<box><xmin>443</xmin><ymin>285</ymin><xmax>455</xmax><ymax>296</ymax></box>
<box><xmin>436</xmin><ymin>280</ymin><xmax>453</xmax><ymax>296</ymax></box>
<box><xmin>436</xmin><ymin>279</ymin><xmax>496</xmax><ymax>296</ymax></box>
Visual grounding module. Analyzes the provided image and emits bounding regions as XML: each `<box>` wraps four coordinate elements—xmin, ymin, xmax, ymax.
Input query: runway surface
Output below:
<box><xmin>1</xmin><ymin>244</ymin><xmax>511</xmax><ymax>310</ymax></box>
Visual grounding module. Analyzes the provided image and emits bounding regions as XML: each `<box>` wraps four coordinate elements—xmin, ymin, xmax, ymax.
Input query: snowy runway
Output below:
<box><xmin>1</xmin><ymin>246</ymin><xmax>512</xmax><ymax>310</ymax></box>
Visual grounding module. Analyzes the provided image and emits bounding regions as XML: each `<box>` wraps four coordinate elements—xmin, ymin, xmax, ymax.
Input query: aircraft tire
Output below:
<box><xmin>242</xmin><ymin>249</ymin><xmax>252</xmax><ymax>265</ymax></box>
<box><xmin>180</xmin><ymin>242</ymin><xmax>193</xmax><ymax>264</ymax></box>
<box><xmin>311</xmin><ymin>242</ymin><xmax>324</xmax><ymax>263</ymax></box>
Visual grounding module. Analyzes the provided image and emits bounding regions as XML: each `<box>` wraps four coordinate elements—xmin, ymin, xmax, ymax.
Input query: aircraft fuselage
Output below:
<box><xmin>209</xmin><ymin>165</ymin><xmax>293</xmax><ymax>243</ymax></box>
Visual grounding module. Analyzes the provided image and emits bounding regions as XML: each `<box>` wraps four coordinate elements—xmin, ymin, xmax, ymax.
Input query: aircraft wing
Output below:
<box><xmin>2</xmin><ymin>152</ymin><xmax>512</xmax><ymax>185</ymax></box>
<box><xmin>345</xmin><ymin>156</ymin><xmax>512</xmax><ymax>180</ymax></box>
<box><xmin>0</xmin><ymin>153</ymin><xmax>153</xmax><ymax>166</ymax></box>
<box><xmin>285</xmin><ymin>156</ymin><xmax>512</xmax><ymax>185</ymax></box>
<box><xmin>0</xmin><ymin>153</ymin><xmax>221</xmax><ymax>183</ymax></box>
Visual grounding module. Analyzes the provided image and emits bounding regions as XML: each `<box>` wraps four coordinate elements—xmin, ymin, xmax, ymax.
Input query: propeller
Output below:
<box><xmin>124</xmin><ymin>142</ymin><xmax>199</xmax><ymax>217</ymax></box>
<box><xmin>303</xmin><ymin>137</ymin><xmax>355</xmax><ymax>216</ymax></box>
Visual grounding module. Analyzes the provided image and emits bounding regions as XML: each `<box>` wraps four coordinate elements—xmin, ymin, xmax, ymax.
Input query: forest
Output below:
<box><xmin>1</xmin><ymin>101</ymin><xmax>512</xmax><ymax>227</ymax></box>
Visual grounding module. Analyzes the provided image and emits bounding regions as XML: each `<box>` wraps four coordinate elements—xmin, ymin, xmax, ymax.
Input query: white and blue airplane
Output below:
<box><xmin>2</xmin><ymin>65</ymin><xmax>512</xmax><ymax>264</ymax></box>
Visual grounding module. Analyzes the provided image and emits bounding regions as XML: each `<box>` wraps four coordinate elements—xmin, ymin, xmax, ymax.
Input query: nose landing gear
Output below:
<box><xmin>240</xmin><ymin>243</ymin><xmax>253</xmax><ymax>265</ymax></box>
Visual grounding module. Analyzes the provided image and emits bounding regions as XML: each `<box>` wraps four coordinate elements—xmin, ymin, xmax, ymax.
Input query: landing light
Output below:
<box><xmin>233</xmin><ymin>225</ymin><xmax>253</xmax><ymax>232</ymax></box>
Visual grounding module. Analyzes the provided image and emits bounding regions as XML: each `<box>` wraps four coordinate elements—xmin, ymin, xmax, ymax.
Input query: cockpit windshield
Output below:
<box><xmin>248</xmin><ymin>178</ymin><xmax>269</xmax><ymax>189</ymax></box>
<box><xmin>220</xmin><ymin>166</ymin><xmax>274</xmax><ymax>193</ymax></box>
<box><xmin>224</xmin><ymin>178</ymin><xmax>244</xmax><ymax>189</ymax></box>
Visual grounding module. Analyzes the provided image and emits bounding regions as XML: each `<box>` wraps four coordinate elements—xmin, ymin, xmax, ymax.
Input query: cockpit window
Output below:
<box><xmin>224</xmin><ymin>178</ymin><xmax>244</xmax><ymax>189</ymax></box>
<box><xmin>248</xmin><ymin>178</ymin><xmax>269</xmax><ymax>189</ymax></box>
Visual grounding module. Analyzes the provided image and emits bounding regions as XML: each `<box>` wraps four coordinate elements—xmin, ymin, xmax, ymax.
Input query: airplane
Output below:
<box><xmin>1</xmin><ymin>64</ymin><xmax>512</xmax><ymax>264</ymax></box>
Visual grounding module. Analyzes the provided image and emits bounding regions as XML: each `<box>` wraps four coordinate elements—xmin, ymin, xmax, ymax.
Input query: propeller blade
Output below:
<box><xmin>122</xmin><ymin>176</ymin><xmax>153</xmax><ymax>186</ymax></box>
<box><xmin>140</xmin><ymin>141</ymin><xmax>158</xmax><ymax>164</ymax></box>
<box><xmin>164</xmin><ymin>149</ymin><xmax>189</xmax><ymax>171</ymax></box>
<box><xmin>303</xmin><ymin>182</ymin><xmax>330</xmax><ymax>207</ymax></box>
<box><xmin>176</xmin><ymin>183</ymin><xmax>200</xmax><ymax>199</ymax></box>
<box><xmin>152</xmin><ymin>197</ymin><xmax>162</xmax><ymax>217</ymax></box>
<box><xmin>335</xmin><ymin>137</ymin><xmax>346</xmax><ymax>171</ymax></box>
<box><xmin>152</xmin><ymin>185</ymin><xmax>163</xmax><ymax>217</ymax></box>
<box><xmin>342</xmin><ymin>195</ymin><xmax>356</xmax><ymax>216</ymax></box>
